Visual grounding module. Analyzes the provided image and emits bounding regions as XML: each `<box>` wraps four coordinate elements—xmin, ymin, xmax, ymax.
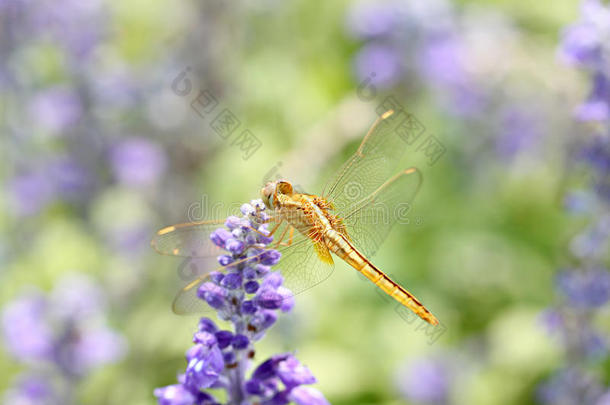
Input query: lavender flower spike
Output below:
<box><xmin>155</xmin><ymin>199</ymin><xmax>328</xmax><ymax>405</ymax></box>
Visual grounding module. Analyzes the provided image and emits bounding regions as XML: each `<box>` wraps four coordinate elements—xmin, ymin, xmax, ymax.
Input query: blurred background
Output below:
<box><xmin>2</xmin><ymin>0</ymin><xmax>609</xmax><ymax>404</ymax></box>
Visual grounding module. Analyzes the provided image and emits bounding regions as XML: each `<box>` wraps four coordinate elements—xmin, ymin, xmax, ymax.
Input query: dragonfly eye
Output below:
<box><xmin>261</xmin><ymin>182</ymin><xmax>276</xmax><ymax>209</ymax></box>
<box><xmin>276</xmin><ymin>181</ymin><xmax>294</xmax><ymax>195</ymax></box>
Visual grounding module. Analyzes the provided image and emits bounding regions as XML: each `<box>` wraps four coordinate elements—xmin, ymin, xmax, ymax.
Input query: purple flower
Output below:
<box><xmin>225</xmin><ymin>238</ymin><xmax>245</xmax><ymax>254</ymax></box>
<box><xmin>290</xmin><ymin>386</ymin><xmax>331</xmax><ymax>405</ymax></box>
<box><xmin>218</xmin><ymin>255</ymin><xmax>233</xmax><ymax>267</ymax></box>
<box><xmin>109</xmin><ymin>137</ymin><xmax>166</xmax><ymax>186</ymax></box>
<box><xmin>278</xmin><ymin>287</ymin><xmax>295</xmax><ymax>312</ymax></box>
<box><xmin>2</xmin><ymin>374</ymin><xmax>58</xmax><ymax>405</ymax></box>
<box><xmin>246</xmin><ymin>355</ymin><xmax>325</xmax><ymax>404</ymax></box>
<box><xmin>198</xmin><ymin>282</ymin><xmax>228</xmax><ymax>309</ymax></box>
<box><xmin>262</xmin><ymin>272</ymin><xmax>284</xmax><ymax>289</ymax></box>
<box><xmin>210</xmin><ymin>229</ymin><xmax>232</xmax><ymax>248</ymax></box>
<box><xmin>214</xmin><ymin>330</ymin><xmax>233</xmax><ymax>349</ymax></box>
<box><xmin>225</xmin><ymin>216</ymin><xmax>242</xmax><ymax>229</ymax></box>
<box><xmin>57</xmin><ymin>327</ymin><xmax>126</xmax><ymax>376</ymax></box>
<box><xmin>419</xmin><ymin>35</ymin><xmax>465</xmax><ymax>86</ymax></box>
<box><xmin>245</xmin><ymin>379</ymin><xmax>265</xmax><ymax>396</ymax></box>
<box><xmin>2</xmin><ymin>294</ymin><xmax>54</xmax><ymax>362</ymax></box>
<box><xmin>29</xmin><ymin>86</ymin><xmax>82</xmax><ymax>134</ymax></box>
<box><xmin>198</xmin><ymin>318</ymin><xmax>218</xmax><ymax>333</ymax></box>
<box><xmin>260</xmin><ymin>250</ymin><xmax>281</xmax><ymax>266</ymax></box>
<box><xmin>2</xmin><ymin>275</ymin><xmax>126</xmax><ymax>402</ymax></box>
<box><xmin>419</xmin><ymin>35</ymin><xmax>486</xmax><ymax>116</ymax></box>
<box><xmin>346</xmin><ymin>2</ymin><xmax>399</xmax><ymax>38</ymax></box>
<box><xmin>231</xmin><ymin>334</ymin><xmax>249</xmax><ymax>350</ymax></box>
<box><xmin>256</xmin><ymin>224</ymin><xmax>274</xmax><ymax>244</ymax></box>
<box><xmin>210</xmin><ymin>272</ymin><xmax>225</xmax><ymax>284</ymax></box>
<box><xmin>250</xmin><ymin>310</ymin><xmax>278</xmax><ymax>337</ymax></box>
<box><xmin>556</xmin><ymin>268</ymin><xmax>610</xmax><ymax>308</ymax></box>
<box><xmin>30</xmin><ymin>0</ymin><xmax>108</xmax><ymax>59</ymax></box>
<box><xmin>48</xmin><ymin>157</ymin><xmax>93</xmax><ymax>201</ymax></box>
<box><xmin>570</xmin><ymin>222</ymin><xmax>610</xmax><ymax>258</ymax></box>
<box><xmin>51</xmin><ymin>274</ymin><xmax>106</xmax><ymax>320</ymax></box>
<box><xmin>154</xmin><ymin>199</ymin><xmax>325</xmax><ymax>404</ymax></box>
<box><xmin>220</xmin><ymin>272</ymin><xmax>243</xmax><ymax>290</ymax></box>
<box><xmin>9</xmin><ymin>157</ymin><xmax>95</xmax><ymax>216</ymax></box>
<box><xmin>397</xmin><ymin>358</ymin><xmax>450</xmax><ymax>405</ymax></box>
<box><xmin>544</xmin><ymin>1</ymin><xmax>610</xmax><ymax>402</ymax></box>
<box><xmin>8</xmin><ymin>170</ymin><xmax>55</xmax><ymax>216</ymax></box>
<box><xmin>354</xmin><ymin>42</ymin><xmax>403</xmax><ymax>89</ymax></box>
<box><xmin>559</xmin><ymin>0</ymin><xmax>610</xmax><ymax>129</ymax></box>
<box><xmin>256</xmin><ymin>264</ymin><xmax>272</xmax><ymax>277</ymax></box>
<box><xmin>560</xmin><ymin>22</ymin><xmax>603</xmax><ymax>68</ymax></box>
<box><xmin>252</xmin><ymin>354</ymin><xmax>291</xmax><ymax>380</ymax></box>
<box><xmin>564</xmin><ymin>190</ymin><xmax>596</xmax><ymax>214</ymax></box>
<box><xmin>537</xmin><ymin>368</ymin><xmax>603</xmax><ymax>405</ymax></box>
<box><xmin>495</xmin><ymin>107</ymin><xmax>541</xmax><ymax>158</ymax></box>
<box><xmin>559</xmin><ymin>0</ymin><xmax>610</xmax><ymax>69</ymax></box>
<box><xmin>579</xmin><ymin>328</ymin><xmax>607</xmax><ymax>359</ymax></box>
<box><xmin>240</xmin><ymin>203</ymin><xmax>255</xmax><ymax>215</ymax></box>
<box><xmin>154</xmin><ymin>384</ymin><xmax>207</xmax><ymax>405</ymax></box>
<box><xmin>256</xmin><ymin>289</ymin><xmax>284</xmax><ymax>310</ymax></box>
<box><xmin>277</xmin><ymin>356</ymin><xmax>317</xmax><ymax>387</ymax></box>
<box><xmin>598</xmin><ymin>390</ymin><xmax>610</xmax><ymax>405</ymax></box>
<box><xmin>244</xmin><ymin>281</ymin><xmax>259</xmax><ymax>294</ymax></box>
<box><xmin>193</xmin><ymin>331</ymin><xmax>217</xmax><ymax>347</ymax></box>
<box><xmin>581</xmin><ymin>135</ymin><xmax>610</xmax><ymax>174</ymax></box>
<box><xmin>184</xmin><ymin>343</ymin><xmax>224</xmax><ymax>390</ymax></box>
<box><xmin>539</xmin><ymin>309</ymin><xmax>565</xmax><ymax>335</ymax></box>
<box><xmin>241</xmin><ymin>300</ymin><xmax>257</xmax><ymax>314</ymax></box>
<box><xmin>254</xmin><ymin>273</ymin><xmax>294</xmax><ymax>312</ymax></box>
<box><xmin>575</xmin><ymin>73</ymin><xmax>610</xmax><ymax>121</ymax></box>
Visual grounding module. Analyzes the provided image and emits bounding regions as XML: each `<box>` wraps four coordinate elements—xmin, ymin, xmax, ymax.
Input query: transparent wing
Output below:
<box><xmin>338</xmin><ymin>168</ymin><xmax>422</xmax><ymax>258</ymax></box>
<box><xmin>151</xmin><ymin>219</ymin><xmax>228</xmax><ymax>314</ymax></box>
<box><xmin>151</xmin><ymin>212</ymin><xmax>289</xmax><ymax>258</ymax></box>
<box><xmin>151</xmin><ymin>219</ymin><xmax>226</xmax><ymax>258</ymax></box>
<box><xmin>171</xmin><ymin>224</ymin><xmax>334</xmax><ymax>315</ymax></box>
<box><xmin>323</xmin><ymin>109</ymin><xmax>417</xmax><ymax>213</ymax></box>
<box><xmin>171</xmin><ymin>256</ymin><xmax>217</xmax><ymax>315</ymax></box>
<box><xmin>275</xmin><ymin>232</ymin><xmax>334</xmax><ymax>296</ymax></box>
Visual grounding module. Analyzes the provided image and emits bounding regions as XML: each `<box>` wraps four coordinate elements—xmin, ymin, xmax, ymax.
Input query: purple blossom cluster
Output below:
<box><xmin>1</xmin><ymin>1</ymin><xmax>167</xmax><ymax>258</ymax></box>
<box><xmin>346</xmin><ymin>0</ymin><xmax>546</xmax><ymax>161</ymax></box>
<box><xmin>346</xmin><ymin>0</ymin><xmax>505</xmax><ymax>114</ymax></box>
<box><xmin>539</xmin><ymin>1</ymin><xmax>610</xmax><ymax>403</ymax></box>
<box><xmin>1</xmin><ymin>275</ymin><xmax>126</xmax><ymax>404</ymax></box>
<box><xmin>396</xmin><ymin>356</ymin><xmax>452</xmax><ymax>405</ymax></box>
<box><xmin>154</xmin><ymin>200</ymin><xmax>328</xmax><ymax>405</ymax></box>
<box><xmin>559</xmin><ymin>0</ymin><xmax>610</xmax><ymax>122</ymax></box>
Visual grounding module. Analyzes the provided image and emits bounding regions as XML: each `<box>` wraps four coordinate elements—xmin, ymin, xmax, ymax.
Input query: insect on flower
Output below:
<box><xmin>152</xmin><ymin>109</ymin><xmax>439</xmax><ymax>325</ymax></box>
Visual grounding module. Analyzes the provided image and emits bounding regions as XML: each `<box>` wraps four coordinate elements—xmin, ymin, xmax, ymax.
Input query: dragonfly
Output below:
<box><xmin>152</xmin><ymin>109</ymin><xmax>439</xmax><ymax>325</ymax></box>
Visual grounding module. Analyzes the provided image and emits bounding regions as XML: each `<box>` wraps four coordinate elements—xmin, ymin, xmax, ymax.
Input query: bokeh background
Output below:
<box><xmin>2</xmin><ymin>0</ymin><xmax>609</xmax><ymax>404</ymax></box>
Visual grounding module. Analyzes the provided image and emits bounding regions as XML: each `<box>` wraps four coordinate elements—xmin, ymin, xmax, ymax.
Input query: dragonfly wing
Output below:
<box><xmin>171</xmin><ymin>251</ymin><xmax>248</xmax><ymax>315</ymax></box>
<box><xmin>323</xmin><ymin>109</ymin><xmax>417</xmax><ymax>213</ymax></box>
<box><xmin>151</xmin><ymin>213</ymin><xmax>284</xmax><ymax>258</ymax></box>
<box><xmin>151</xmin><ymin>220</ymin><xmax>226</xmax><ymax>314</ymax></box>
<box><xmin>173</xmin><ymin>290</ymin><xmax>207</xmax><ymax>315</ymax></box>
<box><xmin>151</xmin><ymin>220</ymin><xmax>226</xmax><ymax>258</ymax></box>
<box><xmin>339</xmin><ymin>167</ymin><xmax>422</xmax><ymax>258</ymax></box>
<box><xmin>276</xmin><ymin>233</ymin><xmax>335</xmax><ymax>296</ymax></box>
<box><xmin>170</xmin><ymin>224</ymin><xmax>334</xmax><ymax>314</ymax></box>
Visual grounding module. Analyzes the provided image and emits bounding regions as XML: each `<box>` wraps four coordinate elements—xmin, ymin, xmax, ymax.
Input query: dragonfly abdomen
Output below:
<box><xmin>325</xmin><ymin>230</ymin><xmax>439</xmax><ymax>326</ymax></box>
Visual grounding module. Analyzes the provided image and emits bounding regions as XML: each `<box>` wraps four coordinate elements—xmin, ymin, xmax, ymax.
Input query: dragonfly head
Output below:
<box><xmin>261</xmin><ymin>180</ymin><xmax>294</xmax><ymax>210</ymax></box>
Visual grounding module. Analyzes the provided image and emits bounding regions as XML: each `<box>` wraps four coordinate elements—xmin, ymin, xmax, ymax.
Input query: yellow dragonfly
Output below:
<box><xmin>152</xmin><ymin>109</ymin><xmax>439</xmax><ymax>325</ymax></box>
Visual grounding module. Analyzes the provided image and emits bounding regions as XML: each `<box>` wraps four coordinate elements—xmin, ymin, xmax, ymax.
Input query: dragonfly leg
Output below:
<box><xmin>247</xmin><ymin>220</ymin><xmax>283</xmax><ymax>238</ymax></box>
<box><xmin>272</xmin><ymin>224</ymin><xmax>290</xmax><ymax>248</ymax></box>
<box><xmin>286</xmin><ymin>226</ymin><xmax>294</xmax><ymax>246</ymax></box>
<box><xmin>273</xmin><ymin>226</ymin><xmax>296</xmax><ymax>247</ymax></box>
